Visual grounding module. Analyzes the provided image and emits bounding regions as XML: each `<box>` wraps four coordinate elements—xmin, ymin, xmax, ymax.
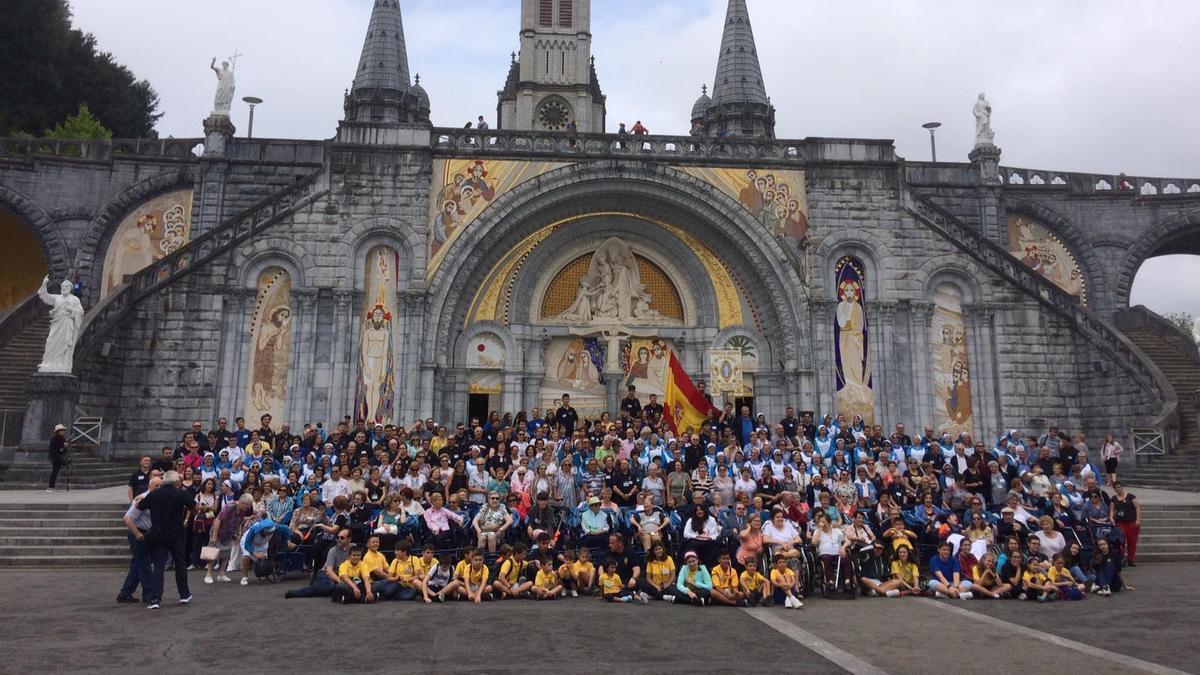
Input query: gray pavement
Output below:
<box><xmin>0</xmin><ymin>485</ymin><xmax>127</xmax><ymax>504</ymax></box>
<box><xmin>1</xmin><ymin>563</ymin><xmax>1197</xmax><ymax>673</ymax></box>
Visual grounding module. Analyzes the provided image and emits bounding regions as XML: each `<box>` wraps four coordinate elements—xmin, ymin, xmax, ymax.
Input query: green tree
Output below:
<box><xmin>45</xmin><ymin>104</ymin><xmax>111</xmax><ymax>140</ymax></box>
<box><xmin>0</xmin><ymin>0</ymin><xmax>161</xmax><ymax>138</ymax></box>
<box><xmin>1164</xmin><ymin>312</ymin><xmax>1197</xmax><ymax>343</ymax></box>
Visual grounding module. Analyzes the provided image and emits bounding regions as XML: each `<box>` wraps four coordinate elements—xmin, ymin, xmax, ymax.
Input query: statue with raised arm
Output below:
<box><xmin>210</xmin><ymin>57</ymin><xmax>236</xmax><ymax>116</ymax></box>
<box><xmin>37</xmin><ymin>276</ymin><xmax>84</xmax><ymax>374</ymax></box>
<box><xmin>973</xmin><ymin>93</ymin><xmax>994</xmax><ymax>146</ymax></box>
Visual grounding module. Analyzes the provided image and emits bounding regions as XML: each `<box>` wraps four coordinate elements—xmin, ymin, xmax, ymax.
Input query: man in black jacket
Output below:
<box><xmin>138</xmin><ymin>470</ymin><xmax>196</xmax><ymax>608</ymax></box>
<box><xmin>46</xmin><ymin>424</ymin><xmax>69</xmax><ymax>492</ymax></box>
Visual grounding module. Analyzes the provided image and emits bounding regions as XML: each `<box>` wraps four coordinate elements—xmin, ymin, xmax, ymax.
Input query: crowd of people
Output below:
<box><xmin>115</xmin><ymin>387</ymin><xmax>1140</xmax><ymax>609</ymax></box>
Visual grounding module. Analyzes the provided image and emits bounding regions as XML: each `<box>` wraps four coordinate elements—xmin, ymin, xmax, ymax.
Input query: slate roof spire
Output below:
<box><xmin>711</xmin><ymin>0</ymin><xmax>768</xmax><ymax>107</ymax></box>
<box><xmin>691</xmin><ymin>0</ymin><xmax>775</xmax><ymax>139</ymax></box>
<box><xmin>343</xmin><ymin>0</ymin><xmax>429</xmax><ymax>126</ymax></box>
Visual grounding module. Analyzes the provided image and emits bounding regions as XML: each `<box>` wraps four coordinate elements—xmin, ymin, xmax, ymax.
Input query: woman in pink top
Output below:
<box><xmin>737</xmin><ymin>513</ymin><xmax>764</xmax><ymax>567</ymax></box>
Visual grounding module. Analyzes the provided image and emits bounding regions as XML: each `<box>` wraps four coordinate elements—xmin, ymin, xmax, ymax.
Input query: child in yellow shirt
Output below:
<box><xmin>455</xmin><ymin>549</ymin><xmax>493</xmax><ymax>603</ymax></box>
<box><xmin>334</xmin><ymin>546</ymin><xmax>375</xmax><ymax>604</ymax></box>
<box><xmin>642</xmin><ymin>543</ymin><xmax>678</xmax><ymax>603</ymax></box>
<box><xmin>770</xmin><ymin>556</ymin><xmax>803</xmax><ymax>609</ymax></box>
<box><xmin>532</xmin><ymin>556</ymin><xmax>563</xmax><ymax>600</ymax></box>
<box><xmin>739</xmin><ymin>556</ymin><xmax>770</xmax><ymax>606</ymax></box>
<box><xmin>378</xmin><ymin>540</ymin><xmax>423</xmax><ymax>601</ymax></box>
<box><xmin>572</xmin><ymin>548</ymin><xmax>596</xmax><ymax>596</ymax></box>
<box><xmin>710</xmin><ymin>551</ymin><xmax>747</xmax><ymax>607</ymax></box>
<box><xmin>1022</xmin><ymin>557</ymin><xmax>1058</xmax><ymax>603</ymax></box>
<box><xmin>494</xmin><ymin>543</ymin><xmax>534</xmax><ymax>599</ymax></box>
<box><xmin>599</xmin><ymin>558</ymin><xmax>645</xmax><ymax>603</ymax></box>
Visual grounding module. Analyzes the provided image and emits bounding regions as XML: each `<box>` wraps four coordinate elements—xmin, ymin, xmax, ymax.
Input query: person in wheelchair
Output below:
<box><xmin>762</xmin><ymin>508</ymin><xmax>804</xmax><ymax>560</ymax></box>
<box><xmin>810</xmin><ymin>512</ymin><xmax>854</xmax><ymax>595</ymax></box>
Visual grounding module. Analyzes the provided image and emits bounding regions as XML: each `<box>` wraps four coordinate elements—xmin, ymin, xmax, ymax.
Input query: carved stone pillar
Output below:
<box><xmin>909</xmin><ymin>302</ymin><xmax>935</xmax><ymax>429</ymax></box>
<box><xmin>289</xmin><ymin>288</ymin><xmax>318</xmax><ymax>426</ymax></box>
<box><xmin>964</xmin><ymin>304</ymin><xmax>1001</xmax><ymax>442</ymax></box>
<box><xmin>330</xmin><ymin>290</ymin><xmax>353</xmax><ymax>420</ymax></box>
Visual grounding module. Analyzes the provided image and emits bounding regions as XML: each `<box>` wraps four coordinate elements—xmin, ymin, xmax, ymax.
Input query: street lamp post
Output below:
<box><xmin>922</xmin><ymin>121</ymin><xmax>942</xmax><ymax>162</ymax></box>
<box><xmin>242</xmin><ymin>96</ymin><xmax>263</xmax><ymax>139</ymax></box>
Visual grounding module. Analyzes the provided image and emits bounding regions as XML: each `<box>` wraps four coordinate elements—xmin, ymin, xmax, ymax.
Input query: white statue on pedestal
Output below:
<box><xmin>555</xmin><ymin>238</ymin><xmax>670</xmax><ymax>325</ymax></box>
<box><xmin>210</xmin><ymin>57</ymin><xmax>236</xmax><ymax>117</ymax></box>
<box><xmin>37</xmin><ymin>276</ymin><xmax>84</xmax><ymax>374</ymax></box>
<box><xmin>973</xmin><ymin>93</ymin><xmax>994</xmax><ymax>147</ymax></box>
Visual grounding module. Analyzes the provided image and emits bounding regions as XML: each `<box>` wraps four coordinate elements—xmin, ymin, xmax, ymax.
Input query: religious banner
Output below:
<box><xmin>1006</xmin><ymin>214</ymin><xmax>1086</xmax><ymax>303</ymax></box>
<box><xmin>245</xmin><ymin>267</ymin><xmax>293</xmax><ymax>425</ymax></box>
<box><xmin>623</xmin><ymin>337</ymin><xmax>674</xmax><ymax>397</ymax></box>
<box><xmin>834</xmin><ymin>256</ymin><xmax>873</xmax><ymax>423</ymax></box>
<box><xmin>708</xmin><ymin>349</ymin><xmax>744</xmax><ymax>396</ymax></box>
<box><xmin>427</xmin><ymin>159</ymin><xmax>570</xmax><ymax>276</ymax></box>
<box><xmin>678</xmin><ymin>167</ymin><xmax>809</xmax><ymax>243</ymax></box>
<box><xmin>931</xmin><ymin>282</ymin><xmax>973</xmax><ymax>437</ymax></box>
<box><xmin>541</xmin><ymin>337</ymin><xmax>607</xmax><ymax>417</ymax></box>
<box><xmin>102</xmin><ymin>189</ymin><xmax>193</xmax><ymax>299</ymax></box>
<box><xmin>354</xmin><ymin>246</ymin><xmax>398</xmax><ymax>425</ymax></box>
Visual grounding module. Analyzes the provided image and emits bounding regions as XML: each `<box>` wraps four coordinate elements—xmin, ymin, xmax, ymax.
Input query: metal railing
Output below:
<box><xmin>1131</xmin><ymin>428</ymin><xmax>1167</xmax><ymax>456</ymax></box>
<box><xmin>71</xmin><ymin>417</ymin><xmax>102</xmax><ymax>445</ymax></box>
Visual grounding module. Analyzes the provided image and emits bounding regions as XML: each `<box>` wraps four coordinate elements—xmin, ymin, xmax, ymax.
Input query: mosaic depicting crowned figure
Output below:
<box><xmin>554</xmin><ymin>238</ymin><xmax>670</xmax><ymax>325</ymax></box>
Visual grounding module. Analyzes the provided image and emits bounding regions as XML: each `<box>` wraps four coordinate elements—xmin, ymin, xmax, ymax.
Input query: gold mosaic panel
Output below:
<box><xmin>541</xmin><ymin>253</ymin><xmax>684</xmax><ymax>321</ymax></box>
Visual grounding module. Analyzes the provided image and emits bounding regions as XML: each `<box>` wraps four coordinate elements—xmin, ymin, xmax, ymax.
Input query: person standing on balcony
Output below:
<box><xmin>631</xmin><ymin>121</ymin><xmax>648</xmax><ymax>135</ymax></box>
<box><xmin>46</xmin><ymin>424</ymin><xmax>69</xmax><ymax>492</ymax></box>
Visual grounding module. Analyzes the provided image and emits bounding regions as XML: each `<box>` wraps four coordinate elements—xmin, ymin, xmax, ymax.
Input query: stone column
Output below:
<box><xmin>969</xmin><ymin>143</ymin><xmax>1004</xmax><ymax>243</ymax></box>
<box><xmin>289</xmin><ymin>288</ymin><xmax>318</xmax><ymax>426</ymax></box>
<box><xmin>965</xmin><ymin>304</ymin><xmax>1002</xmax><ymax>442</ymax></box>
<box><xmin>812</xmin><ymin>300</ymin><xmax>836</xmax><ymax>416</ymax></box>
<box><xmin>874</xmin><ymin>302</ymin><xmax>898</xmax><ymax>427</ymax></box>
<box><xmin>909</xmin><ymin>302</ymin><xmax>935</xmax><ymax>428</ymax></box>
<box><xmin>396</xmin><ymin>289</ymin><xmax>426</xmax><ymax>422</ymax></box>
<box><xmin>216</xmin><ymin>288</ymin><xmax>252</xmax><ymax>418</ymax></box>
<box><xmin>330</xmin><ymin>291</ymin><xmax>353</xmax><ymax>420</ymax></box>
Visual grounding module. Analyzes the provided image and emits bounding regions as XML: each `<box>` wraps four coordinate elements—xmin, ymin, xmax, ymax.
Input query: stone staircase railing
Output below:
<box><xmin>74</xmin><ymin>170</ymin><xmax>329</xmax><ymax>362</ymax></box>
<box><xmin>0</xmin><ymin>137</ymin><xmax>204</xmax><ymax>165</ymax></box>
<box><xmin>0</xmin><ymin>293</ymin><xmax>42</xmax><ymax>347</ymax></box>
<box><xmin>999</xmin><ymin>164</ymin><xmax>1200</xmax><ymax>198</ymax></box>
<box><xmin>902</xmin><ymin>192</ymin><xmax>1181</xmax><ymax>447</ymax></box>
<box><xmin>1114</xmin><ymin>305</ymin><xmax>1200</xmax><ymax>363</ymax></box>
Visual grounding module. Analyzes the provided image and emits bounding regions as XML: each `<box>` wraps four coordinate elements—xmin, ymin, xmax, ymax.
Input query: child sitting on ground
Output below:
<box><xmin>1022</xmin><ymin>557</ymin><xmax>1058</xmax><ymax>603</ymax></box>
<box><xmin>422</xmin><ymin>554</ymin><xmax>460</xmax><ymax>603</ymax></box>
<box><xmin>455</xmin><ymin>548</ymin><xmax>493</xmax><ymax>603</ymax></box>
<box><xmin>710</xmin><ymin>551</ymin><xmax>747</xmax><ymax>607</ymax></box>
<box><xmin>572</xmin><ymin>548</ymin><xmax>596</xmax><ymax>596</ymax></box>
<box><xmin>334</xmin><ymin>545</ymin><xmax>375</xmax><ymax>604</ymax></box>
<box><xmin>740</xmin><ymin>556</ymin><xmax>770</xmax><ymax>606</ymax></box>
<box><xmin>770</xmin><ymin>555</ymin><xmax>803</xmax><ymax>609</ymax></box>
<box><xmin>599</xmin><ymin>558</ymin><xmax>645</xmax><ymax>603</ymax></box>
<box><xmin>532</xmin><ymin>556</ymin><xmax>563</xmax><ymax>600</ymax></box>
<box><xmin>495</xmin><ymin>543</ymin><xmax>533</xmax><ymax>599</ymax></box>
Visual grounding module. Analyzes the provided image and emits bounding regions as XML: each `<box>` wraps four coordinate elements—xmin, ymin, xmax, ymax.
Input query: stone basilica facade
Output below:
<box><xmin>0</xmin><ymin>0</ymin><xmax>1197</xmax><ymax>460</ymax></box>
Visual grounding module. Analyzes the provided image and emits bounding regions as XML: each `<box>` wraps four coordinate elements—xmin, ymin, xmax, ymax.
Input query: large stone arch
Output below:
<box><xmin>1113</xmin><ymin>208</ymin><xmax>1200</xmax><ymax>310</ymax></box>
<box><xmin>234</xmin><ymin>238</ymin><xmax>315</xmax><ymax>289</ymax></box>
<box><xmin>917</xmin><ymin>259</ymin><xmax>985</xmax><ymax>305</ymax></box>
<box><xmin>0</xmin><ymin>183</ymin><xmax>70</xmax><ymax>282</ymax></box>
<box><xmin>1002</xmin><ymin>197</ymin><xmax>1108</xmax><ymax>309</ymax></box>
<box><xmin>74</xmin><ymin>169</ymin><xmax>194</xmax><ymax>305</ymax></box>
<box><xmin>423</xmin><ymin>162</ymin><xmax>810</xmax><ymax>375</ymax></box>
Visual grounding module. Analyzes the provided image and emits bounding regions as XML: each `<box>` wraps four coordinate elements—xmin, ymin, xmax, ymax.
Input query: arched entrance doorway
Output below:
<box><xmin>0</xmin><ymin>207</ymin><xmax>48</xmax><ymax>314</ymax></box>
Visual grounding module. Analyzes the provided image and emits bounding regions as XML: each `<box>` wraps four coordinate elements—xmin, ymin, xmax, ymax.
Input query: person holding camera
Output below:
<box><xmin>46</xmin><ymin>423</ymin><xmax>69</xmax><ymax>492</ymax></box>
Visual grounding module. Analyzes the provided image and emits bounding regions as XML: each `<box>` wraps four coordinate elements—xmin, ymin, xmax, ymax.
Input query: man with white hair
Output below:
<box><xmin>117</xmin><ymin>475</ymin><xmax>162</xmax><ymax>604</ymax></box>
<box><xmin>137</xmin><ymin>470</ymin><xmax>196</xmax><ymax>609</ymax></box>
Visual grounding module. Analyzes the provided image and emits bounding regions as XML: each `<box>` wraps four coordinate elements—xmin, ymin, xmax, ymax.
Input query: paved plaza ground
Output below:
<box><xmin>1</xmin><ymin>562</ymin><xmax>1196</xmax><ymax>674</ymax></box>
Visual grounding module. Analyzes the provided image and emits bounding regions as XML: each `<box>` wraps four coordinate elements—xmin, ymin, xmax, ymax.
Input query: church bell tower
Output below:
<box><xmin>497</xmin><ymin>0</ymin><xmax>606</xmax><ymax>133</ymax></box>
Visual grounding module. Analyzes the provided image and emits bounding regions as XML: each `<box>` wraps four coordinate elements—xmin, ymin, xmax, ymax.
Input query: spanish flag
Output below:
<box><xmin>663</xmin><ymin>352</ymin><xmax>719</xmax><ymax>436</ymax></box>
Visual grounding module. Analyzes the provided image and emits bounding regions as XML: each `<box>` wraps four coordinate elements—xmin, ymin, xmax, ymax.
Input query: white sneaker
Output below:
<box><xmin>179</xmin><ymin>595</ymin><xmax>192</xmax><ymax>604</ymax></box>
<box><xmin>664</xmin><ymin>594</ymin><xmax>675</xmax><ymax>603</ymax></box>
<box><xmin>570</xmin><ymin>590</ymin><xmax>578</xmax><ymax>597</ymax></box>
<box><xmin>793</xmin><ymin>597</ymin><xmax>804</xmax><ymax>609</ymax></box>
<box><xmin>46</xmin><ymin>488</ymin><xmax>56</xmax><ymax>493</ymax></box>
<box><xmin>959</xmin><ymin>592</ymin><xmax>973</xmax><ymax>600</ymax></box>
<box><xmin>885</xmin><ymin>589</ymin><xmax>901</xmax><ymax>598</ymax></box>
<box><xmin>638</xmin><ymin>592</ymin><xmax>650</xmax><ymax>604</ymax></box>
<box><xmin>204</xmin><ymin>576</ymin><xmax>214</xmax><ymax>584</ymax></box>
<box><xmin>934</xmin><ymin>591</ymin><xmax>947</xmax><ymax>598</ymax></box>
<box><xmin>217</xmin><ymin>575</ymin><xmax>232</xmax><ymax>583</ymax></box>
<box><xmin>239</xmin><ymin>577</ymin><xmax>249</xmax><ymax>586</ymax></box>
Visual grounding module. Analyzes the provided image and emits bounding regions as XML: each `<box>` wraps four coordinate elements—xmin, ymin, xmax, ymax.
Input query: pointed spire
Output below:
<box><xmin>342</xmin><ymin>0</ymin><xmax>428</xmax><ymax>127</ymax></box>
<box><xmin>711</xmin><ymin>0</ymin><xmax>768</xmax><ymax>106</ymax></box>
<box><xmin>353</xmin><ymin>0</ymin><xmax>411</xmax><ymax>93</ymax></box>
<box><xmin>692</xmin><ymin>0</ymin><xmax>775</xmax><ymax>139</ymax></box>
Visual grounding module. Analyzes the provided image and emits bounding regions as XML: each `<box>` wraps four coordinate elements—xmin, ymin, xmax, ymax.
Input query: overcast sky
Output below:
<box><xmin>69</xmin><ymin>0</ymin><xmax>1200</xmax><ymax>321</ymax></box>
